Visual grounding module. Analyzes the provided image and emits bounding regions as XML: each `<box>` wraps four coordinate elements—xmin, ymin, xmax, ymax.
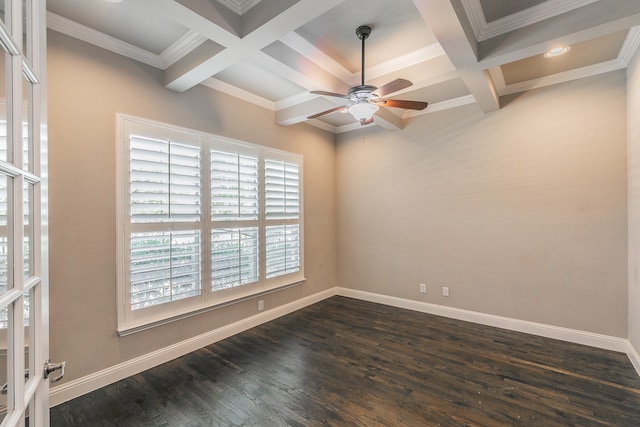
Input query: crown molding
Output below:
<box><xmin>307</xmin><ymin>118</ymin><xmax>338</xmax><ymax>133</ymax></box>
<box><xmin>201</xmin><ymin>77</ymin><xmax>275</xmax><ymax>111</ymax></box>
<box><xmin>460</xmin><ymin>0</ymin><xmax>486</xmax><ymax>42</ymax></box>
<box><xmin>461</xmin><ymin>0</ymin><xmax>600</xmax><ymax>42</ymax></box>
<box><xmin>47</xmin><ymin>11</ymin><xmax>205</xmax><ymax>71</ymax></box>
<box><xmin>403</xmin><ymin>95</ymin><xmax>477</xmax><ymax>119</ymax></box>
<box><xmin>159</xmin><ymin>30</ymin><xmax>207</xmax><ymax>69</ymax></box>
<box><xmin>619</xmin><ymin>25</ymin><xmax>640</xmax><ymax>67</ymax></box>
<box><xmin>279</xmin><ymin>31</ymin><xmax>353</xmax><ymax>84</ymax></box>
<box><xmin>335</xmin><ymin>121</ymin><xmax>371</xmax><ymax>134</ymax></box>
<box><xmin>47</xmin><ymin>11</ymin><xmax>163</xmax><ymax>68</ymax></box>
<box><xmin>216</xmin><ymin>0</ymin><xmax>261</xmax><ymax>15</ymax></box>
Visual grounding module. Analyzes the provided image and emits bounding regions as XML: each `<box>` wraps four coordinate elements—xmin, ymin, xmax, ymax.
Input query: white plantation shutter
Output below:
<box><xmin>130</xmin><ymin>230</ymin><xmax>201</xmax><ymax>309</ymax></box>
<box><xmin>266</xmin><ymin>225</ymin><xmax>300</xmax><ymax>278</ymax></box>
<box><xmin>265</xmin><ymin>159</ymin><xmax>299</xmax><ymax>220</ymax></box>
<box><xmin>117</xmin><ymin>116</ymin><xmax>303</xmax><ymax>331</ymax></box>
<box><xmin>264</xmin><ymin>159</ymin><xmax>301</xmax><ymax>279</ymax></box>
<box><xmin>211</xmin><ymin>227</ymin><xmax>259</xmax><ymax>290</ymax></box>
<box><xmin>210</xmin><ymin>150</ymin><xmax>259</xmax><ymax>221</ymax></box>
<box><xmin>130</xmin><ymin>135</ymin><xmax>201</xmax><ymax>223</ymax></box>
<box><xmin>210</xmin><ymin>148</ymin><xmax>260</xmax><ymax>290</ymax></box>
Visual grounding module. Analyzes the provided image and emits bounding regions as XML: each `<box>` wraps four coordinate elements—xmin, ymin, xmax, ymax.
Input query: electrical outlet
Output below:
<box><xmin>442</xmin><ymin>287</ymin><xmax>449</xmax><ymax>297</ymax></box>
<box><xmin>258</xmin><ymin>300</ymin><xmax>264</xmax><ymax>311</ymax></box>
<box><xmin>419</xmin><ymin>283</ymin><xmax>427</xmax><ymax>294</ymax></box>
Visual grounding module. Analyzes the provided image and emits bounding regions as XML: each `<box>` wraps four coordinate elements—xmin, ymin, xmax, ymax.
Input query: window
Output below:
<box><xmin>117</xmin><ymin>115</ymin><xmax>304</xmax><ymax>332</ymax></box>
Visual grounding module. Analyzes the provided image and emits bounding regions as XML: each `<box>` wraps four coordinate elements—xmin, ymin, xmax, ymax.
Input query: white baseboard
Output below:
<box><xmin>49</xmin><ymin>287</ymin><xmax>338</xmax><ymax>407</ymax></box>
<box><xmin>627</xmin><ymin>341</ymin><xmax>640</xmax><ymax>376</ymax></box>
<box><xmin>336</xmin><ymin>287</ymin><xmax>632</xmax><ymax>354</ymax></box>
<box><xmin>51</xmin><ymin>286</ymin><xmax>639</xmax><ymax>407</ymax></box>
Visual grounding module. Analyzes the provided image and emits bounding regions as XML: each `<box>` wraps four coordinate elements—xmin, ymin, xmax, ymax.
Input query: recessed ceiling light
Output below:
<box><xmin>104</xmin><ymin>0</ymin><xmax>122</xmax><ymax>3</ymax></box>
<box><xmin>543</xmin><ymin>46</ymin><xmax>571</xmax><ymax>58</ymax></box>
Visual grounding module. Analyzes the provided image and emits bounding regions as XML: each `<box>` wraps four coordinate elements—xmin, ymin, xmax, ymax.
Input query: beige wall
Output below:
<box><xmin>629</xmin><ymin>47</ymin><xmax>640</xmax><ymax>353</ymax></box>
<box><xmin>336</xmin><ymin>71</ymin><xmax>628</xmax><ymax>337</ymax></box>
<box><xmin>47</xmin><ymin>24</ymin><xmax>633</xmax><ymax>386</ymax></box>
<box><xmin>47</xmin><ymin>30</ymin><xmax>337</xmax><ymax>382</ymax></box>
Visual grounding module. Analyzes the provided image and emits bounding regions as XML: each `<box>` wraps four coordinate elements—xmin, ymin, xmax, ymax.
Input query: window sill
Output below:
<box><xmin>116</xmin><ymin>278</ymin><xmax>306</xmax><ymax>337</ymax></box>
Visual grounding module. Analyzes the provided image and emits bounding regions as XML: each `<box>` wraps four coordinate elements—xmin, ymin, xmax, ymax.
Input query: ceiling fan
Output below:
<box><xmin>308</xmin><ymin>25</ymin><xmax>428</xmax><ymax>125</ymax></box>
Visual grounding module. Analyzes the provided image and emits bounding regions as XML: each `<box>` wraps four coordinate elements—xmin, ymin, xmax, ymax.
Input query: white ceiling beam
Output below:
<box><xmin>145</xmin><ymin>0</ymin><xmax>346</xmax><ymax>93</ymax></box>
<box><xmin>202</xmin><ymin>77</ymin><xmax>275</xmax><ymax>110</ymax></box>
<box><xmin>137</xmin><ymin>0</ymin><xmax>241</xmax><ymax>46</ymax></box>
<box><xmin>365</xmin><ymin>44</ymin><xmax>447</xmax><ymax>82</ymax></box>
<box><xmin>260</xmin><ymin>41</ymin><xmax>350</xmax><ymax>94</ymax></box>
<box><xmin>240</xmin><ymin>0</ymin><xmax>345</xmax><ymax>48</ymax></box>
<box><xmin>411</xmin><ymin>0</ymin><xmax>499</xmax><ymax>113</ymax></box>
<box><xmin>279</xmin><ymin>31</ymin><xmax>354</xmax><ymax>85</ymax></box>
<box><xmin>373</xmin><ymin>107</ymin><xmax>403</xmax><ymax>131</ymax></box>
<box><xmin>249</xmin><ymin>50</ymin><xmax>346</xmax><ymax>94</ymax></box>
<box><xmin>367</xmin><ymin>56</ymin><xmax>457</xmax><ymax>94</ymax></box>
<box><xmin>275</xmin><ymin>97</ymin><xmax>343</xmax><ymax>126</ymax></box>
<box><xmin>164</xmin><ymin>40</ymin><xmax>228</xmax><ymax>90</ymax></box>
<box><xmin>401</xmin><ymin>70</ymin><xmax>461</xmax><ymax>95</ymax></box>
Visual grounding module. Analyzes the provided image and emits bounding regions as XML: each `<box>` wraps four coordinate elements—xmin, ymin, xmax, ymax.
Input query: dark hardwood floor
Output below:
<box><xmin>51</xmin><ymin>296</ymin><xmax>640</xmax><ymax>426</ymax></box>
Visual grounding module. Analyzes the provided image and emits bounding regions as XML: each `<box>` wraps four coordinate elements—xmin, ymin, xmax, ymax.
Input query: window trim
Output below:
<box><xmin>116</xmin><ymin>114</ymin><xmax>304</xmax><ymax>335</ymax></box>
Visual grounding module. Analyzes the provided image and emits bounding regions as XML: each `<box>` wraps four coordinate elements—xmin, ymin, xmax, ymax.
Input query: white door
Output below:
<box><xmin>0</xmin><ymin>0</ymin><xmax>51</xmax><ymax>426</ymax></box>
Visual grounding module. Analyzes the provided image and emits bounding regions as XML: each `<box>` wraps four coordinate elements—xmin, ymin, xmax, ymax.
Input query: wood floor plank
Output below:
<box><xmin>51</xmin><ymin>296</ymin><xmax>640</xmax><ymax>426</ymax></box>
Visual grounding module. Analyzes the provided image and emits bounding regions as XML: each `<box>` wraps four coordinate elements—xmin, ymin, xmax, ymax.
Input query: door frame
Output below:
<box><xmin>0</xmin><ymin>0</ymin><xmax>48</xmax><ymax>425</ymax></box>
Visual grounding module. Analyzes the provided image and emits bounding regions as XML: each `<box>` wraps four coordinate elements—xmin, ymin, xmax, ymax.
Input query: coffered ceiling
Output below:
<box><xmin>46</xmin><ymin>0</ymin><xmax>640</xmax><ymax>133</ymax></box>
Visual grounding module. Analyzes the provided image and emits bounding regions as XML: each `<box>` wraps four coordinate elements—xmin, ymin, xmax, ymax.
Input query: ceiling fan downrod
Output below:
<box><xmin>356</xmin><ymin>25</ymin><xmax>371</xmax><ymax>87</ymax></box>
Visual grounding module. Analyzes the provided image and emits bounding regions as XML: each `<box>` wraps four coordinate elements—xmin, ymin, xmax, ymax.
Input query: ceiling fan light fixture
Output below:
<box><xmin>348</xmin><ymin>102</ymin><xmax>378</xmax><ymax>122</ymax></box>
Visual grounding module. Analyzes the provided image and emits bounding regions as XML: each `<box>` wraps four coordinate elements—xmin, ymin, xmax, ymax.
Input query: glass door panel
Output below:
<box><xmin>0</xmin><ymin>48</ymin><xmax>7</xmax><ymax>163</ymax></box>
<box><xmin>0</xmin><ymin>173</ymin><xmax>9</xmax><ymax>297</ymax></box>
<box><xmin>23</xmin><ymin>181</ymin><xmax>31</xmax><ymax>279</ymax></box>
<box><xmin>21</xmin><ymin>1</ymin><xmax>30</xmax><ymax>63</ymax></box>
<box><xmin>23</xmin><ymin>290</ymin><xmax>30</xmax><ymax>385</ymax></box>
<box><xmin>22</xmin><ymin>76</ymin><xmax>32</xmax><ymax>173</ymax></box>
